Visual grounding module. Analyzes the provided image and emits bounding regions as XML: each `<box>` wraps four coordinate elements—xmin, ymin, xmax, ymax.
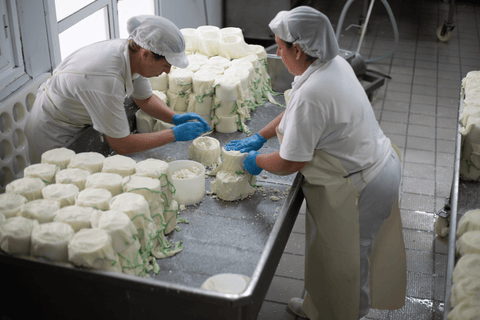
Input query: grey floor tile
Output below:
<box><xmin>292</xmin><ymin>213</ymin><xmax>305</xmax><ymax>234</ymax></box>
<box><xmin>403</xmin><ymin>229</ymin><xmax>435</xmax><ymax>252</ymax></box>
<box><xmin>264</xmin><ymin>276</ymin><xmax>305</xmax><ymax>305</ymax></box>
<box><xmin>284</xmin><ymin>232</ymin><xmax>305</xmax><ymax>256</ymax></box>
<box><xmin>401</xmin><ymin>210</ymin><xmax>435</xmax><ymax>232</ymax></box>
<box><xmin>436</xmin><ymin>116</ymin><xmax>458</xmax><ymax>129</ymax></box>
<box><xmin>436</xmin><ymin>152</ymin><xmax>454</xmax><ymax>167</ymax></box>
<box><xmin>435</xmin><ymin>179</ymin><xmax>452</xmax><ymax>198</ymax></box>
<box><xmin>275</xmin><ymin>253</ymin><xmax>304</xmax><ymax>280</ymax></box>
<box><xmin>436</xmin><ymin>140</ymin><xmax>455</xmax><ymax>154</ymax></box>
<box><xmin>389</xmin><ymin>296</ymin><xmax>440</xmax><ymax>320</ymax></box>
<box><xmin>405</xmin><ymin>149</ymin><xmax>436</xmax><ymax>165</ymax></box>
<box><xmin>400</xmin><ymin>193</ymin><xmax>435</xmax><ymax>213</ymax></box>
<box><xmin>380</xmin><ymin>121</ymin><xmax>408</xmax><ymax>135</ymax></box>
<box><xmin>402</xmin><ymin>162</ymin><xmax>435</xmax><ymax>180</ymax></box>
<box><xmin>257</xmin><ymin>301</ymin><xmax>296</xmax><ymax>320</ymax></box>
<box><xmin>436</xmin><ymin>165</ymin><xmax>454</xmax><ymax>182</ymax></box>
<box><xmin>411</xmin><ymin>94</ymin><xmax>437</xmax><ymax>106</ymax></box>
<box><xmin>406</xmin><ymin>271</ymin><xmax>434</xmax><ymax>300</ymax></box>
<box><xmin>434</xmin><ymin>236</ymin><xmax>449</xmax><ymax>255</ymax></box>
<box><xmin>436</xmin><ymin>106</ymin><xmax>458</xmax><ymax>119</ymax></box>
<box><xmin>406</xmin><ymin>136</ymin><xmax>435</xmax><ymax>152</ymax></box>
<box><xmin>407</xmin><ymin>124</ymin><xmax>436</xmax><ymax>139</ymax></box>
<box><xmin>402</xmin><ymin>176</ymin><xmax>435</xmax><ymax>196</ymax></box>
<box><xmin>388</xmin><ymin>134</ymin><xmax>406</xmax><ymax>148</ymax></box>
<box><xmin>383</xmin><ymin>99</ymin><xmax>410</xmax><ymax>112</ymax></box>
<box><xmin>382</xmin><ymin>110</ymin><xmax>409</xmax><ymax>123</ymax></box>
<box><xmin>405</xmin><ymin>250</ymin><xmax>434</xmax><ymax>274</ymax></box>
<box><xmin>409</xmin><ymin>113</ymin><xmax>436</xmax><ymax>127</ymax></box>
<box><xmin>410</xmin><ymin>103</ymin><xmax>436</xmax><ymax>116</ymax></box>
<box><xmin>437</xmin><ymin>128</ymin><xmax>457</xmax><ymax>141</ymax></box>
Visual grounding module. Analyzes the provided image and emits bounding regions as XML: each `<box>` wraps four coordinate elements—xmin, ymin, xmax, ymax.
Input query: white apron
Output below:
<box><xmin>277</xmin><ymin>127</ymin><xmax>407</xmax><ymax>319</ymax></box>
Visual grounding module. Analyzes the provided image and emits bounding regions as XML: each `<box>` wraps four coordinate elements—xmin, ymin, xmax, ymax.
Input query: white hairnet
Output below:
<box><xmin>127</xmin><ymin>15</ymin><xmax>189</xmax><ymax>68</ymax></box>
<box><xmin>269</xmin><ymin>6</ymin><xmax>339</xmax><ymax>62</ymax></box>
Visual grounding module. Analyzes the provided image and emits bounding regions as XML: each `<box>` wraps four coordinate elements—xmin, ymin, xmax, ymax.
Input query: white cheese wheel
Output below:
<box><xmin>68</xmin><ymin>152</ymin><xmax>105</xmax><ymax>173</ymax></box>
<box><xmin>109</xmin><ymin>192</ymin><xmax>154</xmax><ymax>251</ymax></box>
<box><xmin>0</xmin><ymin>213</ymin><xmax>5</xmax><ymax>225</ymax></box>
<box><xmin>41</xmin><ymin>147</ymin><xmax>76</xmax><ymax>170</ymax></box>
<box><xmin>207</xmin><ymin>55</ymin><xmax>232</xmax><ymax>69</ymax></box>
<box><xmin>187</xmin><ymin>53</ymin><xmax>209</xmax><ymax>66</ymax></box>
<box><xmin>53</xmin><ymin>205</ymin><xmax>97</xmax><ymax>232</ymax></box>
<box><xmin>75</xmin><ymin>187</ymin><xmax>112</xmax><ymax>211</ymax></box>
<box><xmin>164</xmin><ymin>200</ymin><xmax>178</xmax><ymax>235</ymax></box>
<box><xmin>0</xmin><ymin>193</ymin><xmax>27</xmax><ymax>219</ymax></box>
<box><xmin>24</xmin><ymin>163</ymin><xmax>60</xmax><ymax>184</ymax></box>
<box><xmin>68</xmin><ymin>228</ymin><xmax>121</xmax><ymax>273</ymax></box>
<box><xmin>0</xmin><ymin>216</ymin><xmax>39</xmax><ymax>255</ymax></box>
<box><xmin>457</xmin><ymin>209</ymin><xmax>480</xmax><ymax>239</ymax></box>
<box><xmin>447</xmin><ymin>299</ymin><xmax>480</xmax><ymax>320</ymax></box>
<box><xmin>453</xmin><ymin>254</ymin><xmax>480</xmax><ymax>283</ymax></box>
<box><xmin>211</xmin><ymin>148</ymin><xmax>247</xmax><ymax>175</ymax></box>
<box><xmin>101</xmin><ymin>155</ymin><xmax>137</xmax><ymax>178</ymax></box>
<box><xmin>149</xmin><ymin>72</ymin><xmax>168</xmax><ymax>91</ymax></box>
<box><xmin>91</xmin><ymin>210</ymin><xmax>137</xmax><ymax>253</ymax></box>
<box><xmin>55</xmin><ymin>168</ymin><xmax>91</xmax><ymax>190</ymax></box>
<box><xmin>135</xmin><ymin>159</ymin><xmax>174</xmax><ymax>206</ymax></box>
<box><xmin>201</xmin><ymin>273</ymin><xmax>251</xmax><ymax>293</ymax></box>
<box><xmin>122</xmin><ymin>175</ymin><xmax>164</xmax><ymax>211</ymax></box>
<box><xmin>210</xmin><ymin>170</ymin><xmax>256</xmax><ymax>201</ymax></box>
<box><xmin>19</xmin><ymin>199</ymin><xmax>61</xmax><ymax>224</ymax></box>
<box><xmin>168</xmin><ymin>68</ymin><xmax>193</xmax><ymax>93</ymax></box>
<box><xmin>451</xmin><ymin>277</ymin><xmax>480</xmax><ymax>308</ymax></box>
<box><xmin>85</xmin><ymin>172</ymin><xmax>123</xmax><ymax>196</ymax></box>
<box><xmin>136</xmin><ymin>109</ymin><xmax>154</xmax><ymax>133</ymax></box>
<box><xmin>457</xmin><ymin>231</ymin><xmax>480</xmax><ymax>256</ymax></box>
<box><xmin>30</xmin><ymin>221</ymin><xmax>74</xmax><ymax>262</ymax></box>
<box><xmin>6</xmin><ymin>177</ymin><xmax>47</xmax><ymax>201</ymax></box>
<box><xmin>189</xmin><ymin>136</ymin><xmax>221</xmax><ymax>168</ymax></box>
<box><xmin>118</xmin><ymin>240</ymin><xmax>145</xmax><ymax>276</ymax></box>
<box><xmin>41</xmin><ymin>183</ymin><xmax>80</xmax><ymax>207</ymax></box>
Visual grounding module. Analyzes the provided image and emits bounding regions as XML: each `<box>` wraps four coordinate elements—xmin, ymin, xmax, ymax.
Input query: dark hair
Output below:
<box><xmin>128</xmin><ymin>39</ymin><xmax>166</xmax><ymax>61</ymax></box>
<box><xmin>285</xmin><ymin>41</ymin><xmax>317</xmax><ymax>63</ymax></box>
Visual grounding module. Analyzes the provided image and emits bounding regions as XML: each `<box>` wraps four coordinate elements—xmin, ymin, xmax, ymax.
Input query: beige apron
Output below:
<box><xmin>276</xmin><ymin>127</ymin><xmax>406</xmax><ymax>319</ymax></box>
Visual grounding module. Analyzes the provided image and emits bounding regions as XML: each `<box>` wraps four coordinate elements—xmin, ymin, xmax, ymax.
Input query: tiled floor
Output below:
<box><xmin>256</xmin><ymin>0</ymin><xmax>480</xmax><ymax>319</ymax></box>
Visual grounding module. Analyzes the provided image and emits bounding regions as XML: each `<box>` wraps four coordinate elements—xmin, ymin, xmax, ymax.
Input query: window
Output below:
<box><xmin>0</xmin><ymin>0</ymin><xmax>26</xmax><ymax>99</ymax></box>
<box><xmin>53</xmin><ymin>0</ymin><xmax>156</xmax><ymax>63</ymax></box>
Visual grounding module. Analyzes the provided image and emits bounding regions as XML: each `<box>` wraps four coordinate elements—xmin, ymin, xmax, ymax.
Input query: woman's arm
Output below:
<box><xmin>258</xmin><ymin>110</ymin><xmax>285</xmax><ymax>140</ymax></box>
<box><xmin>134</xmin><ymin>94</ymin><xmax>176</xmax><ymax>123</ymax></box>
<box><xmin>256</xmin><ymin>151</ymin><xmax>306</xmax><ymax>176</ymax></box>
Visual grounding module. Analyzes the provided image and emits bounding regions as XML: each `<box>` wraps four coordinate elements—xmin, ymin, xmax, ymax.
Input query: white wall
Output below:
<box><xmin>159</xmin><ymin>0</ymin><xmax>223</xmax><ymax>29</ymax></box>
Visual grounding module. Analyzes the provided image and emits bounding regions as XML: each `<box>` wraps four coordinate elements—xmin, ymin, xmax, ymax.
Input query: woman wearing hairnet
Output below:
<box><xmin>25</xmin><ymin>15</ymin><xmax>209</xmax><ymax>163</ymax></box>
<box><xmin>226</xmin><ymin>6</ymin><xmax>407</xmax><ymax>320</ymax></box>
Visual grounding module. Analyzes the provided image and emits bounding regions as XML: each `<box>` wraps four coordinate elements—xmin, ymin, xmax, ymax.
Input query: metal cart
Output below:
<box><xmin>0</xmin><ymin>95</ymin><xmax>305</xmax><ymax>320</ymax></box>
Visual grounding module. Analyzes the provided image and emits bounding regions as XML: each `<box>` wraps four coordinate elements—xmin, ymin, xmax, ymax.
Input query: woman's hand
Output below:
<box><xmin>225</xmin><ymin>133</ymin><xmax>267</xmax><ymax>153</ymax></box>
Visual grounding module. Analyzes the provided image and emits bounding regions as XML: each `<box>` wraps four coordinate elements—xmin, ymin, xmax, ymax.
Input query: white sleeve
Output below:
<box><xmin>77</xmin><ymin>77</ymin><xmax>130</xmax><ymax>139</ymax></box>
<box><xmin>279</xmin><ymin>97</ymin><xmax>327</xmax><ymax>162</ymax></box>
<box><xmin>132</xmin><ymin>76</ymin><xmax>153</xmax><ymax>100</ymax></box>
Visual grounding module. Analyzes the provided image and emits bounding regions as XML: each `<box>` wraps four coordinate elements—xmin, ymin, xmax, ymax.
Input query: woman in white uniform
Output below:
<box><xmin>26</xmin><ymin>15</ymin><xmax>209</xmax><ymax>163</ymax></box>
<box><xmin>226</xmin><ymin>6</ymin><xmax>407</xmax><ymax>319</ymax></box>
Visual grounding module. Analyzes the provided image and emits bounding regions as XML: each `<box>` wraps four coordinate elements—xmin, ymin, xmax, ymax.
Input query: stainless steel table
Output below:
<box><xmin>0</xmin><ymin>95</ymin><xmax>305</xmax><ymax>320</ymax></box>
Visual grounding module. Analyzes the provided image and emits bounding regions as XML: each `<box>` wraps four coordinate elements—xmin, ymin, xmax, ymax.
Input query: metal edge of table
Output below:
<box><xmin>443</xmin><ymin>88</ymin><xmax>463</xmax><ymax>320</ymax></box>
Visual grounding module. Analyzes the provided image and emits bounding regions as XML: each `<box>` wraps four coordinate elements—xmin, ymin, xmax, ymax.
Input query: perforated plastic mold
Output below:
<box><xmin>0</xmin><ymin>73</ymin><xmax>50</xmax><ymax>192</ymax></box>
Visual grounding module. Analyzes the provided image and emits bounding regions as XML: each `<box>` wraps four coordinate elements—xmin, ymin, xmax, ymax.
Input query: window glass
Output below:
<box><xmin>117</xmin><ymin>0</ymin><xmax>155</xmax><ymax>39</ymax></box>
<box><xmin>58</xmin><ymin>7</ymin><xmax>108</xmax><ymax>60</ymax></box>
<box><xmin>55</xmin><ymin>0</ymin><xmax>95</xmax><ymax>21</ymax></box>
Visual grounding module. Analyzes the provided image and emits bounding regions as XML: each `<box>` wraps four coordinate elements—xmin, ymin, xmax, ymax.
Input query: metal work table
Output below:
<box><xmin>442</xmin><ymin>89</ymin><xmax>478</xmax><ymax>319</ymax></box>
<box><xmin>0</xmin><ymin>95</ymin><xmax>305</xmax><ymax>320</ymax></box>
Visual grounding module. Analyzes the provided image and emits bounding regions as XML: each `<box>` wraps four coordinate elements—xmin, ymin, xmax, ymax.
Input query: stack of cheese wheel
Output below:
<box><xmin>0</xmin><ymin>148</ymin><xmax>187</xmax><ymax>277</ymax></box>
<box><xmin>448</xmin><ymin>209</ymin><xmax>480</xmax><ymax>318</ymax></box>
<box><xmin>210</xmin><ymin>147</ymin><xmax>256</xmax><ymax>201</ymax></box>
<box><xmin>144</xmin><ymin>25</ymin><xmax>278</xmax><ymax>136</ymax></box>
<box><xmin>459</xmin><ymin>71</ymin><xmax>480</xmax><ymax>180</ymax></box>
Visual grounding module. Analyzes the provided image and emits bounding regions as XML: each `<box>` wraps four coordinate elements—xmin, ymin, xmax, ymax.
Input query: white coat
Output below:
<box><xmin>25</xmin><ymin>39</ymin><xmax>153</xmax><ymax>163</ymax></box>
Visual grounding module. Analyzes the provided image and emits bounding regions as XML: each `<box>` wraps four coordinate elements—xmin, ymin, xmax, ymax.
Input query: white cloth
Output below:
<box><xmin>26</xmin><ymin>39</ymin><xmax>153</xmax><ymax>163</ymax></box>
<box><xmin>268</xmin><ymin>6</ymin><xmax>339</xmax><ymax>62</ymax></box>
<box><xmin>278</xmin><ymin>57</ymin><xmax>391</xmax><ymax>187</ymax></box>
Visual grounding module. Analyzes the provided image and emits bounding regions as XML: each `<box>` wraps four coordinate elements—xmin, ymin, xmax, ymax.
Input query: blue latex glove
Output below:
<box><xmin>173</xmin><ymin>113</ymin><xmax>210</xmax><ymax>131</ymax></box>
<box><xmin>243</xmin><ymin>151</ymin><xmax>262</xmax><ymax>175</ymax></box>
<box><xmin>172</xmin><ymin>122</ymin><xmax>207</xmax><ymax>142</ymax></box>
<box><xmin>224</xmin><ymin>133</ymin><xmax>267</xmax><ymax>153</ymax></box>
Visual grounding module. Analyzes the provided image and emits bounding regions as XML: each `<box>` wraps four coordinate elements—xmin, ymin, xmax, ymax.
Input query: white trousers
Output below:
<box><xmin>356</xmin><ymin>147</ymin><xmax>401</xmax><ymax>318</ymax></box>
